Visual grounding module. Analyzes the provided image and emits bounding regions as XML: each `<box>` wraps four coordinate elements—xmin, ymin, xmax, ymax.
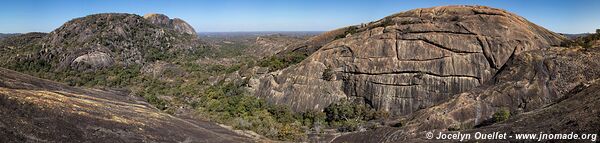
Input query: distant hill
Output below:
<box><xmin>0</xmin><ymin>33</ymin><xmax>20</xmax><ymax>39</ymax></box>
<box><xmin>198</xmin><ymin>31</ymin><xmax>323</xmax><ymax>38</ymax></box>
<box><xmin>561</xmin><ymin>33</ymin><xmax>592</xmax><ymax>39</ymax></box>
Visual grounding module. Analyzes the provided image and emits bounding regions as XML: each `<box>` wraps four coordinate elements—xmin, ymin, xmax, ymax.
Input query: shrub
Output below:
<box><xmin>298</xmin><ymin>110</ymin><xmax>327</xmax><ymax>127</ymax></box>
<box><xmin>144</xmin><ymin>47</ymin><xmax>174</xmax><ymax>62</ymax></box>
<box><xmin>142</xmin><ymin>93</ymin><xmax>168</xmax><ymax>110</ymax></box>
<box><xmin>323</xmin><ymin>99</ymin><xmax>378</xmax><ymax>132</ymax></box>
<box><xmin>258</xmin><ymin>52</ymin><xmax>307</xmax><ymax>72</ymax></box>
<box><xmin>258</xmin><ymin>56</ymin><xmax>285</xmax><ymax>70</ymax></box>
<box><xmin>334</xmin><ymin>26</ymin><xmax>359</xmax><ymax>40</ymax></box>
<box><xmin>268</xmin><ymin>105</ymin><xmax>296</xmax><ymax>124</ymax></box>
<box><xmin>324</xmin><ymin>100</ymin><xmax>372</xmax><ymax>122</ymax></box>
<box><xmin>322</xmin><ymin>68</ymin><xmax>334</xmax><ymax>81</ymax></box>
<box><xmin>493</xmin><ymin>108</ymin><xmax>510</xmax><ymax>123</ymax></box>
<box><xmin>372</xmin><ymin>110</ymin><xmax>390</xmax><ymax>120</ymax></box>
<box><xmin>379</xmin><ymin>18</ymin><xmax>395</xmax><ymax>27</ymax></box>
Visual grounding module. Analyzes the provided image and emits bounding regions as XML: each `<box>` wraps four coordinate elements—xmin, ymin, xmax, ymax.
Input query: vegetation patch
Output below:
<box><xmin>258</xmin><ymin>51</ymin><xmax>307</xmax><ymax>72</ymax></box>
<box><xmin>322</xmin><ymin>67</ymin><xmax>334</xmax><ymax>81</ymax></box>
<box><xmin>562</xmin><ymin>30</ymin><xmax>600</xmax><ymax>48</ymax></box>
<box><xmin>334</xmin><ymin>26</ymin><xmax>359</xmax><ymax>40</ymax></box>
<box><xmin>193</xmin><ymin>81</ymin><xmax>306</xmax><ymax>141</ymax></box>
<box><xmin>323</xmin><ymin>99</ymin><xmax>389</xmax><ymax>132</ymax></box>
<box><xmin>493</xmin><ymin>107</ymin><xmax>510</xmax><ymax>123</ymax></box>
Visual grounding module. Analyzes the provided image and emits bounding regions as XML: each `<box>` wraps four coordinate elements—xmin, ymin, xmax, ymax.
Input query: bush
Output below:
<box><xmin>378</xmin><ymin>18</ymin><xmax>395</xmax><ymax>27</ymax></box>
<box><xmin>258</xmin><ymin>52</ymin><xmax>307</xmax><ymax>72</ymax></box>
<box><xmin>324</xmin><ymin>100</ymin><xmax>372</xmax><ymax>122</ymax></box>
<box><xmin>142</xmin><ymin>93</ymin><xmax>168</xmax><ymax>110</ymax></box>
<box><xmin>493</xmin><ymin>108</ymin><xmax>510</xmax><ymax>123</ymax></box>
<box><xmin>334</xmin><ymin>26</ymin><xmax>359</xmax><ymax>40</ymax></box>
<box><xmin>268</xmin><ymin>105</ymin><xmax>296</xmax><ymax>124</ymax></box>
<box><xmin>298</xmin><ymin>110</ymin><xmax>326</xmax><ymax>127</ymax></box>
<box><xmin>372</xmin><ymin>110</ymin><xmax>390</xmax><ymax>120</ymax></box>
<box><xmin>258</xmin><ymin>56</ymin><xmax>285</xmax><ymax>70</ymax></box>
<box><xmin>194</xmin><ymin>82</ymin><xmax>306</xmax><ymax>141</ymax></box>
<box><xmin>322</xmin><ymin>68</ymin><xmax>334</xmax><ymax>81</ymax></box>
<box><xmin>144</xmin><ymin>47</ymin><xmax>174</xmax><ymax>62</ymax></box>
<box><xmin>323</xmin><ymin>99</ymin><xmax>378</xmax><ymax>132</ymax></box>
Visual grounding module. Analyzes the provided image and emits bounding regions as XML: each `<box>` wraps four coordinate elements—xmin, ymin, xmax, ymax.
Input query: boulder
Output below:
<box><xmin>143</xmin><ymin>13</ymin><xmax>197</xmax><ymax>35</ymax></box>
<box><xmin>72</xmin><ymin>51</ymin><xmax>113</xmax><ymax>68</ymax></box>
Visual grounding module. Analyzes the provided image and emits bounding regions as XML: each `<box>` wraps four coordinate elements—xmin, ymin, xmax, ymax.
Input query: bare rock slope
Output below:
<box><xmin>332</xmin><ymin>47</ymin><xmax>600</xmax><ymax>142</ymax></box>
<box><xmin>254</xmin><ymin>5</ymin><xmax>565</xmax><ymax>115</ymax></box>
<box><xmin>0</xmin><ymin>68</ymin><xmax>252</xmax><ymax>143</ymax></box>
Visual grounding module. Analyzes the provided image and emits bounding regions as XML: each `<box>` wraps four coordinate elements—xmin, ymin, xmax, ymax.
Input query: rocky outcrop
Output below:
<box><xmin>399</xmin><ymin>47</ymin><xmax>600</xmax><ymax>137</ymax></box>
<box><xmin>72</xmin><ymin>52</ymin><xmax>114</xmax><ymax>68</ymax></box>
<box><xmin>254</xmin><ymin>5</ymin><xmax>565</xmax><ymax>115</ymax></box>
<box><xmin>0</xmin><ymin>13</ymin><xmax>200</xmax><ymax>70</ymax></box>
<box><xmin>0</xmin><ymin>68</ymin><xmax>253</xmax><ymax>142</ymax></box>
<box><xmin>143</xmin><ymin>13</ymin><xmax>197</xmax><ymax>35</ymax></box>
<box><xmin>248</xmin><ymin>35</ymin><xmax>305</xmax><ymax>58</ymax></box>
<box><xmin>141</xmin><ymin>61</ymin><xmax>186</xmax><ymax>81</ymax></box>
<box><xmin>332</xmin><ymin>47</ymin><xmax>600</xmax><ymax>142</ymax></box>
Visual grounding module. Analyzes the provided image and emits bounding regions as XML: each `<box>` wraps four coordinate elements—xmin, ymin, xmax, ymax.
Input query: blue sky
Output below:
<box><xmin>0</xmin><ymin>0</ymin><xmax>598</xmax><ymax>33</ymax></box>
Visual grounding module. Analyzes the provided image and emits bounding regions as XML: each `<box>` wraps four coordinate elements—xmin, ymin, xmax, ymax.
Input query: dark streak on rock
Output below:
<box><xmin>369</xmin><ymin>81</ymin><xmax>420</xmax><ymax>87</ymax></box>
<box><xmin>400</xmin><ymin>38</ymin><xmax>481</xmax><ymax>54</ymax></box>
<box><xmin>343</xmin><ymin>70</ymin><xmax>482</xmax><ymax>83</ymax></box>
<box><xmin>477</xmin><ymin>36</ymin><xmax>498</xmax><ymax>69</ymax></box>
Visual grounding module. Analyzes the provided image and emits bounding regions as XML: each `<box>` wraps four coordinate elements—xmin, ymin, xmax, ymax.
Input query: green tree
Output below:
<box><xmin>493</xmin><ymin>108</ymin><xmax>510</xmax><ymax>123</ymax></box>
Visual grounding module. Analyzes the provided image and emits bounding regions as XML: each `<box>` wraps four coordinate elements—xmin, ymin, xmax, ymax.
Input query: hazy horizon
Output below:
<box><xmin>1</xmin><ymin>0</ymin><xmax>599</xmax><ymax>34</ymax></box>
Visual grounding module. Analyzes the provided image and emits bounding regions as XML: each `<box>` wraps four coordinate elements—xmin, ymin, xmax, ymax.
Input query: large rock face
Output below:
<box><xmin>143</xmin><ymin>13</ymin><xmax>197</xmax><ymax>35</ymax></box>
<box><xmin>332</xmin><ymin>47</ymin><xmax>600</xmax><ymax>142</ymax></box>
<box><xmin>254</xmin><ymin>6</ymin><xmax>565</xmax><ymax>115</ymax></box>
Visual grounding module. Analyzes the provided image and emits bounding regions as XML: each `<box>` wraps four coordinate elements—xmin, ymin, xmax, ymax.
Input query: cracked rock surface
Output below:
<box><xmin>332</xmin><ymin>47</ymin><xmax>600</xmax><ymax>142</ymax></box>
<box><xmin>254</xmin><ymin>5</ymin><xmax>564</xmax><ymax>115</ymax></box>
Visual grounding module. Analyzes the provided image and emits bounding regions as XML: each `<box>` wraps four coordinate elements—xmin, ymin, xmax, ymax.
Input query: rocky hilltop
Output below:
<box><xmin>253</xmin><ymin>5</ymin><xmax>565</xmax><ymax>115</ymax></box>
<box><xmin>143</xmin><ymin>13</ymin><xmax>197</xmax><ymax>35</ymax></box>
<box><xmin>249</xmin><ymin>34</ymin><xmax>306</xmax><ymax>58</ymax></box>
<box><xmin>1</xmin><ymin>13</ymin><xmax>200</xmax><ymax>70</ymax></box>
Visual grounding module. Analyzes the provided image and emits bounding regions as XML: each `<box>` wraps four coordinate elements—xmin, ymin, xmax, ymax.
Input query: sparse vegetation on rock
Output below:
<box><xmin>322</xmin><ymin>67</ymin><xmax>334</xmax><ymax>81</ymax></box>
<box><xmin>258</xmin><ymin>51</ymin><xmax>307</xmax><ymax>71</ymax></box>
<box><xmin>493</xmin><ymin>108</ymin><xmax>511</xmax><ymax>123</ymax></box>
